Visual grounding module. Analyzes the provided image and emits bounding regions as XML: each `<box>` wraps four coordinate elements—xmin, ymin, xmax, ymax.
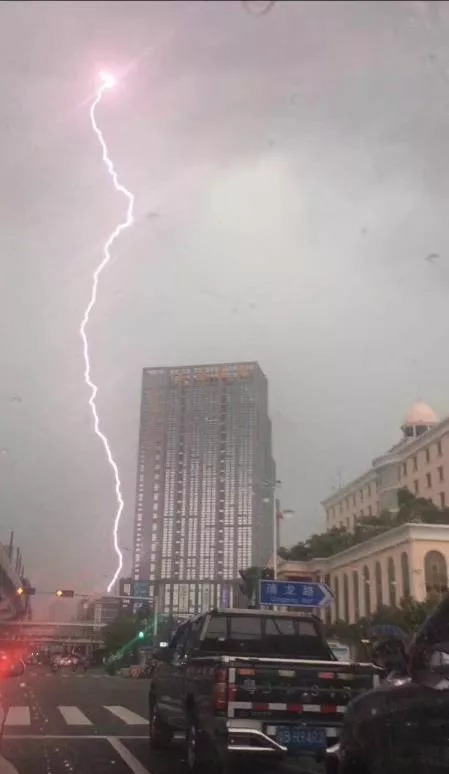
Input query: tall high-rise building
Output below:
<box><xmin>132</xmin><ymin>362</ymin><xmax>275</xmax><ymax>616</ymax></box>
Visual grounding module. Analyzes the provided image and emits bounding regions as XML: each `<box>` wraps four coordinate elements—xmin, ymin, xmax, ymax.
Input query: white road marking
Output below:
<box><xmin>104</xmin><ymin>706</ymin><xmax>148</xmax><ymax>725</ymax></box>
<box><xmin>0</xmin><ymin>753</ymin><xmax>20</xmax><ymax>774</ymax></box>
<box><xmin>58</xmin><ymin>706</ymin><xmax>93</xmax><ymax>726</ymax></box>
<box><xmin>107</xmin><ymin>737</ymin><xmax>150</xmax><ymax>774</ymax></box>
<box><xmin>5</xmin><ymin>706</ymin><xmax>31</xmax><ymax>726</ymax></box>
<box><xmin>2</xmin><ymin>734</ymin><xmax>148</xmax><ymax>739</ymax></box>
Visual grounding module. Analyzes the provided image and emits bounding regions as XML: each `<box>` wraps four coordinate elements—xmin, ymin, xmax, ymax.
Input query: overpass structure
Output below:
<box><xmin>0</xmin><ymin>536</ymin><xmax>28</xmax><ymax>621</ymax></box>
<box><xmin>0</xmin><ymin>620</ymin><xmax>106</xmax><ymax>646</ymax></box>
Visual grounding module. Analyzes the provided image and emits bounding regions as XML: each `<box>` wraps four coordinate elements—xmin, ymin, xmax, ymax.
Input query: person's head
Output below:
<box><xmin>372</xmin><ymin>638</ymin><xmax>407</xmax><ymax>672</ymax></box>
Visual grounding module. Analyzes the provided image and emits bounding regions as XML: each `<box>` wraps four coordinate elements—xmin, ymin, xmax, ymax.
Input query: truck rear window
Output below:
<box><xmin>201</xmin><ymin>615</ymin><xmax>334</xmax><ymax>660</ymax></box>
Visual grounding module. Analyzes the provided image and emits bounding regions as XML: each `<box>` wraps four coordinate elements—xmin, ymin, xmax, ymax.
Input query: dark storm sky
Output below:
<box><xmin>0</xmin><ymin>0</ymin><xmax>448</xmax><ymax>598</ymax></box>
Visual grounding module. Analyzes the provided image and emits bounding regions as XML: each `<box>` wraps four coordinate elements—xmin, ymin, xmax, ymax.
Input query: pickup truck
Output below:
<box><xmin>148</xmin><ymin>607</ymin><xmax>381</xmax><ymax>773</ymax></box>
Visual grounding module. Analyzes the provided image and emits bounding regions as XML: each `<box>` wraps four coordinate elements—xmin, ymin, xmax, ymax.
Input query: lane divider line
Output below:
<box><xmin>107</xmin><ymin>737</ymin><xmax>150</xmax><ymax>774</ymax></box>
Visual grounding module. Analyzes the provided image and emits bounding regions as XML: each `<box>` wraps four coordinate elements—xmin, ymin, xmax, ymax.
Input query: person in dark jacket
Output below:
<box><xmin>371</xmin><ymin>637</ymin><xmax>409</xmax><ymax>681</ymax></box>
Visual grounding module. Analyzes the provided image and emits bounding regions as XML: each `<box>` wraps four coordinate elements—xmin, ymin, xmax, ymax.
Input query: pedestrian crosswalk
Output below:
<box><xmin>5</xmin><ymin>707</ymin><xmax>31</xmax><ymax>726</ymax></box>
<box><xmin>3</xmin><ymin>705</ymin><xmax>149</xmax><ymax>728</ymax></box>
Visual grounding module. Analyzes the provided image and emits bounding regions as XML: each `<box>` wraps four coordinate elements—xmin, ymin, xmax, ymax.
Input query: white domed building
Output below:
<box><xmin>401</xmin><ymin>401</ymin><xmax>438</xmax><ymax>438</ymax></box>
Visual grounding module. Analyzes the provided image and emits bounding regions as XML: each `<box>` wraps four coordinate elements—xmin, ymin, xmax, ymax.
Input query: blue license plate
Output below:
<box><xmin>275</xmin><ymin>726</ymin><xmax>327</xmax><ymax>750</ymax></box>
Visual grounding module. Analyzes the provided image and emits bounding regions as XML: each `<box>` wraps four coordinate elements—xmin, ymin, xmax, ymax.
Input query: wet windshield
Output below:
<box><xmin>1</xmin><ymin>1</ymin><xmax>449</xmax><ymax>772</ymax></box>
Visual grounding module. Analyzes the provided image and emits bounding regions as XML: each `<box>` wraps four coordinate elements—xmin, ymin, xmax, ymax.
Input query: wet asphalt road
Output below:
<box><xmin>0</xmin><ymin>668</ymin><xmax>323</xmax><ymax>774</ymax></box>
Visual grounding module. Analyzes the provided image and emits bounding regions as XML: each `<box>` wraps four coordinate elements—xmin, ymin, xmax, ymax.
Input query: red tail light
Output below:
<box><xmin>213</xmin><ymin>668</ymin><xmax>228</xmax><ymax>711</ymax></box>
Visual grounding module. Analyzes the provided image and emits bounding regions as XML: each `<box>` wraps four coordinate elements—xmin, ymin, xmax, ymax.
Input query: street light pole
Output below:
<box><xmin>273</xmin><ymin>495</ymin><xmax>278</xmax><ymax>581</ymax></box>
<box><xmin>263</xmin><ymin>479</ymin><xmax>282</xmax><ymax>580</ymax></box>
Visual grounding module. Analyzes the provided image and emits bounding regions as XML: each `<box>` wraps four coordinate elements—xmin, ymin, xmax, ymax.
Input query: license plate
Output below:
<box><xmin>275</xmin><ymin>726</ymin><xmax>327</xmax><ymax>750</ymax></box>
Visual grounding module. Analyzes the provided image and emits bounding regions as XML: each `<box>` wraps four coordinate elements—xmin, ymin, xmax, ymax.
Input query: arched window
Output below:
<box><xmin>324</xmin><ymin>573</ymin><xmax>331</xmax><ymax>624</ymax></box>
<box><xmin>388</xmin><ymin>557</ymin><xmax>396</xmax><ymax>606</ymax></box>
<box><xmin>375</xmin><ymin>561</ymin><xmax>383</xmax><ymax>609</ymax></box>
<box><xmin>343</xmin><ymin>574</ymin><xmax>349</xmax><ymax>622</ymax></box>
<box><xmin>363</xmin><ymin>566</ymin><xmax>371</xmax><ymax>616</ymax></box>
<box><xmin>401</xmin><ymin>552</ymin><xmax>410</xmax><ymax>598</ymax></box>
<box><xmin>334</xmin><ymin>576</ymin><xmax>340</xmax><ymax>620</ymax></box>
<box><xmin>352</xmin><ymin>571</ymin><xmax>360</xmax><ymax>619</ymax></box>
<box><xmin>424</xmin><ymin>550</ymin><xmax>448</xmax><ymax>593</ymax></box>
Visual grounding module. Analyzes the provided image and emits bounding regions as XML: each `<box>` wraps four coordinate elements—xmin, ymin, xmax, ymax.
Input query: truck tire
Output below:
<box><xmin>185</xmin><ymin>714</ymin><xmax>230</xmax><ymax>774</ymax></box>
<box><xmin>186</xmin><ymin>711</ymin><xmax>215</xmax><ymax>773</ymax></box>
<box><xmin>148</xmin><ymin>695</ymin><xmax>172</xmax><ymax>750</ymax></box>
<box><xmin>341</xmin><ymin>760</ymin><xmax>370</xmax><ymax>774</ymax></box>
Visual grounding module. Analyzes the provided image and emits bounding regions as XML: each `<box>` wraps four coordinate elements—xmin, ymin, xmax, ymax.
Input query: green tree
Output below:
<box><xmin>282</xmin><ymin>490</ymin><xmax>449</xmax><ymax>561</ymax></box>
<box><xmin>239</xmin><ymin>566</ymin><xmax>263</xmax><ymax>604</ymax></box>
<box><xmin>103</xmin><ymin>618</ymin><xmax>142</xmax><ymax>654</ymax></box>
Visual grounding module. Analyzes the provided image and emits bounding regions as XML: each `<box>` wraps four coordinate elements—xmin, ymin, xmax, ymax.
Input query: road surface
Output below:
<box><xmin>0</xmin><ymin>667</ymin><xmax>323</xmax><ymax>773</ymax></box>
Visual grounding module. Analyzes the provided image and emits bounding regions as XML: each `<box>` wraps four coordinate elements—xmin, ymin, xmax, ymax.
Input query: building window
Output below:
<box><xmin>334</xmin><ymin>577</ymin><xmax>340</xmax><ymax>620</ymax></box>
<box><xmin>352</xmin><ymin>494</ymin><xmax>356</xmax><ymax>506</ymax></box>
<box><xmin>425</xmin><ymin>448</ymin><xmax>430</xmax><ymax>464</ymax></box>
<box><xmin>413</xmin><ymin>456</ymin><xmax>418</xmax><ymax>472</ymax></box>
<box><xmin>424</xmin><ymin>550</ymin><xmax>448</xmax><ymax>593</ymax></box>
<box><xmin>426</xmin><ymin>472</ymin><xmax>432</xmax><ymax>489</ymax></box>
<box><xmin>343</xmin><ymin>574</ymin><xmax>349</xmax><ymax>622</ymax></box>
<box><xmin>401</xmin><ymin>552</ymin><xmax>410</xmax><ymax>598</ymax></box>
<box><xmin>363</xmin><ymin>566</ymin><xmax>371</xmax><ymax>617</ymax></box>
<box><xmin>437</xmin><ymin>440</ymin><xmax>443</xmax><ymax>457</ymax></box>
<box><xmin>375</xmin><ymin>562</ymin><xmax>382</xmax><ymax>609</ymax></box>
<box><xmin>352</xmin><ymin>571</ymin><xmax>360</xmax><ymax>620</ymax></box>
<box><xmin>438</xmin><ymin>466</ymin><xmax>444</xmax><ymax>483</ymax></box>
<box><xmin>440</xmin><ymin>492</ymin><xmax>446</xmax><ymax>508</ymax></box>
<box><xmin>414</xmin><ymin>480</ymin><xmax>419</xmax><ymax>494</ymax></box>
<box><xmin>368</xmin><ymin>505</ymin><xmax>372</xmax><ymax>517</ymax></box>
<box><xmin>402</xmin><ymin>462</ymin><xmax>407</xmax><ymax>477</ymax></box>
<box><xmin>388</xmin><ymin>557</ymin><xmax>396</xmax><ymax>606</ymax></box>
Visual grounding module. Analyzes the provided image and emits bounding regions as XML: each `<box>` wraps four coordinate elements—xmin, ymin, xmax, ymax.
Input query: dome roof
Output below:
<box><xmin>404</xmin><ymin>401</ymin><xmax>438</xmax><ymax>427</ymax></box>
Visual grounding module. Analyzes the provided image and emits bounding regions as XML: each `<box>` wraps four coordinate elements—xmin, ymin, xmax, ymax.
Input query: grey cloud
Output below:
<box><xmin>0</xmin><ymin>1</ymin><xmax>448</xmax><ymax>596</ymax></box>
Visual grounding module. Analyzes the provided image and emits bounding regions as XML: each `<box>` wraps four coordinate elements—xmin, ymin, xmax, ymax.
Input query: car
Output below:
<box><xmin>327</xmin><ymin>592</ymin><xmax>449</xmax><ymax>774</ymax></box>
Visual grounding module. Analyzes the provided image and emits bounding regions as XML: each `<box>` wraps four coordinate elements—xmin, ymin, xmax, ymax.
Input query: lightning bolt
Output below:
<box><xmin>80</xmin><ymin>72</ymin><xmax>134</xmax><ymax>594</ymax></box>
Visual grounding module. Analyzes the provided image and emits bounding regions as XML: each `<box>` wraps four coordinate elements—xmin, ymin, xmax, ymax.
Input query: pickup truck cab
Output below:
<box><xmin>149</xmin><ymin>607</ymin><xmax>381</xmax><ymax>773</ymax></box>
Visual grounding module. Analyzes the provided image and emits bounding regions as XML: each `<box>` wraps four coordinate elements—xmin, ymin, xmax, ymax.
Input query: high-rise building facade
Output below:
<box><xmin>133</xmin><ymin>362</ymin><xmax>275</xmax><ymax>616</ymax></box>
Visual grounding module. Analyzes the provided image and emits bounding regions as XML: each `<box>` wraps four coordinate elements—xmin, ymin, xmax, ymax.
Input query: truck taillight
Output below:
<box><xmin>213</xmin><ymin>668</ymin><xmax>228</xmax><ymax>711</ymax></box>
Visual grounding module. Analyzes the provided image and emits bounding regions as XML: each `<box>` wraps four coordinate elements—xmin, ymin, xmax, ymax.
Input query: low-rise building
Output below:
<box><xmin>274</xmin><ymin>522</ymin><xmax>449</xmax><ymax>625</ymax></box>
<box><xmin>76</xmin><ymin>596</ymin><xmax>121</xmax><ymax>627</ymax></box>
<box><xmin>0</xmin><ymin>532</ymin><xmax>30</xmax><ymax>620</ymax></box>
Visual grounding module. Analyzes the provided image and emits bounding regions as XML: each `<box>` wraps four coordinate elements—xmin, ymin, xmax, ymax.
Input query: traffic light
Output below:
<box><xmin>56</xmin><ymin>590</ymin><xmax>74</xmax><ymax>598</ymax></box>
<box><xmin>138</xmin><ymin>630</ymin><xmax>145</xmax><ymax>639</ymax></box>
<box><xmin>16</xmin><ymin>587</ymin><xmax>35</xmax><ymax>596</ymax></box>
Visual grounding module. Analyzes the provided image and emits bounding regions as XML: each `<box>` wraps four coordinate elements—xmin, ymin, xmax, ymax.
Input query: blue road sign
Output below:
<box><xmin>259</xmin><ymin>580</ymin><xmax>334</xmax><ymax>608</ymax></box>
<box><xmin>133</xmin><ymin>580</ymin><xmax>150</xmax><ymax>599</ymax></box>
